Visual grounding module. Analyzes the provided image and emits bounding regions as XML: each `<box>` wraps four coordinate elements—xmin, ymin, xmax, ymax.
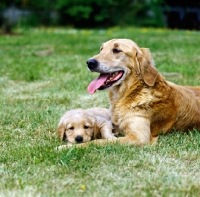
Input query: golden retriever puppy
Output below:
<box><xmin>84</xmin><ymin>38</ymin><xmax>200</xmax><ymax>146</ymax></box>
<box><xmin>57</xmin><ymin>107</ymin><xmax>117</xmax><ymax>148</ymax></box>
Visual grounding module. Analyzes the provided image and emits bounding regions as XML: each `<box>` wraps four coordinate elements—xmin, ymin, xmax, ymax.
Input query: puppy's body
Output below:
<box><xmin>57</xmin><ymin>107</ymin><xmax>116</xmax><ymax>148</ymax></box>
<box><xmin>85</xmin><ymin>39</ymin><xmax>200</xmax><ymax>146</ymax></box>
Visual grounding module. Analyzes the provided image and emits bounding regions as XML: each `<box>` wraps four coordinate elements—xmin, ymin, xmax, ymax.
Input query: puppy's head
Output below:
<box><xmin>57</xmin><ymin>110</ymin><xmax>97</xmax><ymax>145</ymax></box>
<box><xmin>86</xmin><ymin>39</ymin><xmax>158</xmax><ymax>94</ymax></box>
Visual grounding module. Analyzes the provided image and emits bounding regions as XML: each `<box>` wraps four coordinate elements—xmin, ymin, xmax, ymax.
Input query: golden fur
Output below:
<box><xmin>57</xmin><ymin>107</ymin><xmax>117</xmax><ymax>149</ymax></box>
<box><xmin>83</xmin><ymin>38</ymin><xmax>200</xmax><ymax>147</ymax></box>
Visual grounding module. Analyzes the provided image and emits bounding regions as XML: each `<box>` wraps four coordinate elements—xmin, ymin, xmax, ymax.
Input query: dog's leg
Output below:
<box><xmin>56</xmin><ymin>143</ymin><xmax>72</xmax><ymax>150</ymax></box>
<box><xmin>116</xmin><ymin>116</ymin><xmax>151</xmax><ymax>146</ymax></box>
<box><xmin>71</xmin><ymin>135</ymin><xmax>147</xmax><ymax>148</ymax></box>
<box><xmin>99</xmin><ymin>119</ymin><xmax>117</xmax><ymax>139</ymax></box>
<box><xmin>150</xmin><ymin>136</ymin><xmax>159</xmax><ymax>145</ymax></box>
<box><xmin>96</xmin><ymin>117</ymin><xmax>116</xmax><ymax>139</ymax></box>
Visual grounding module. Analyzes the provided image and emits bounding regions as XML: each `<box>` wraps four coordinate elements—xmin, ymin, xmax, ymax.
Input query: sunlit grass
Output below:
<box><xmin>0</xmin><ymin>27</ymin><xmax>200</xmax><ymax>197</ymax></box>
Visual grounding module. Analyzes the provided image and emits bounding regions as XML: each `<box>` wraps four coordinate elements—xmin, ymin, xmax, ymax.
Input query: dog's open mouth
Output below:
<box><xmin>87</xmin><ymin>71</ymin><xmax>124</xmax><ymax>94</ymax></box>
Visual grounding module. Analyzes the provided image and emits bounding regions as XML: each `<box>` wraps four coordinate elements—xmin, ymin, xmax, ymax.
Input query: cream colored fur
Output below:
<box><xmin>57</xmin><ymin>107</ymin><xmax>117</xmax><ymax>149</ymax></box>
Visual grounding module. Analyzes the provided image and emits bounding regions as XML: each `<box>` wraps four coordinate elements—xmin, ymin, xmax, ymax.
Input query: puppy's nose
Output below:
<box><xmin>75</xmin><ymin>135</ymin><xmax>83</xmax><ymax>143</ymax></box>
<box><xmin>86</xmin><ymin>59</ymin><xmax>98</xmax><ymax>69</ymax></box>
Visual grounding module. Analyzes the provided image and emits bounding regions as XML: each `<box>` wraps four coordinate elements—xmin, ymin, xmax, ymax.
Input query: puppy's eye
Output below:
<box><xmin>100</xmin><ymin>47</ymin><xmax>103</xmax><ymax>51</ymax></box>
<box><xmin>68</xmin><ymin>127</ymin><xmax>74</xmax><ymax>130</ymax></box>
<box><xmin>84</xmin><ymin>125</ymin><xmax>89</xmax><ymax>129</ymax></box>
<box><xmin>112</xmin><ymin>48</ymin><xmax>122</xmax><ymax>53</ymax></box>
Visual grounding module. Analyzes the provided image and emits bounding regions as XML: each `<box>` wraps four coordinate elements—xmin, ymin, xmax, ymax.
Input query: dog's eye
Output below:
<box><xmin>68</xmin><ymin>127</ymin><xmax>74</xmax><ymax>130</ymax></box>
<box><xmin>112</xmin><ymin>48</ymin><xmax>122</xmax><ymax>53</ymax></box>
<box><xmin>84</xmin><ymin>125</ymin><xmax>89</xmax><ymax>129</ymax></box>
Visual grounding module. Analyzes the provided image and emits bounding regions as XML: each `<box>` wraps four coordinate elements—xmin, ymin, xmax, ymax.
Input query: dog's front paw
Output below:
<box><xmin>56</xmin><ymin>143</ymin><xmax>73</xmax><ymax>150</ymax></box>
<box><xmin>107</xmin><ymin>135</ymin><xmax>117</xmax><ymax>140</ymax></box>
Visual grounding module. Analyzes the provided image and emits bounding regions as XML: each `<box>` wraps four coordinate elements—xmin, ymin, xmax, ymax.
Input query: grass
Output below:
<box><xmin>0</xmin><ymin>26</ymin><xmax>200</xmax><ymax>197</ymax></box>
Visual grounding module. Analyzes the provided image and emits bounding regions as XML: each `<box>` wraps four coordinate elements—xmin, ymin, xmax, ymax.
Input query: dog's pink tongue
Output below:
<box><xmin>87</xmin><ymin>74</ymin><xmax>109</xmax><ymax>94</ymax></box>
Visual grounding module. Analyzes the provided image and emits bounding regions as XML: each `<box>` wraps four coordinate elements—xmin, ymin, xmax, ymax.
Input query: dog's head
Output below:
<box><xmin>57</xmin><ymin>109</ymin><xmax>98</xmax><ymax>145</ymax></box>
<box><xmin>86</xmin><ymin>39</ymin><xmax>158</xmax><ymax>94</ymax></box>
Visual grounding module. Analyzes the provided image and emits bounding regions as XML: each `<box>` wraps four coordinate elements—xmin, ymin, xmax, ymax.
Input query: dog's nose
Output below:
<box><xmin>86</xmin><ymin>59</ymin><xmax>98</xmax><ymax>69</ymax></box>
<box><xmin>75</xmin><ymin>135</ymin><xmax>83</xmax><ymax>143</ymax></box>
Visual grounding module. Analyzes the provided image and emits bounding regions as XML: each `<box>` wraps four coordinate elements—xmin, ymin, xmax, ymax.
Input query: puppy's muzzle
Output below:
<box><xmin>75</xmin><ymin>135</ymin><xmax>83</xmax><ymax>143</ymax></box>
<box><xmin>86</xmin><ymin>59</ymin><xmax>98</xmax><ymax>70</ymax></box>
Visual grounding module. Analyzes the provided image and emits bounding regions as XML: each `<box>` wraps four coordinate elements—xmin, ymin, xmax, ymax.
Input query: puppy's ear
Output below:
<box><xmin>136</xmin><ymin>48</ymin><xmax>158</xmax><ymax>86</ymax></box>
<box><xmin>57</xmin><ymin>123</ymin><xmax>66</xmax><ymax>141</ymax></box>
<box><xmin>88</xmin><ymin>116</ymin><xmax>101</xmax><ymax>139</ymax></box>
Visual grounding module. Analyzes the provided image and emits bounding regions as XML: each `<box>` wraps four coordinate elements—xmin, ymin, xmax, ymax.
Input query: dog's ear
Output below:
<box><xmin>93</xmin><ymin>124</ymin><xmax>100</xmax><ymax>140</ymax></box>
<box><xmin>136</xmin><ymin>48</ymin><xmax>158</xmax><ymax>86</ymax></box>
<box><xmin>88</xmin><ymin>116</ymin><xmax>101</xmax><ymax>139</ymax></box>
<box><xmin>57</xmin><ymin>123</ymin><xmax>66</xmax><ymax>141</ymax></box>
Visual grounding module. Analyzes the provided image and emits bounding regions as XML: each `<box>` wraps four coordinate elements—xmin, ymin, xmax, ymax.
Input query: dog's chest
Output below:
<box><xmin>110</xmin><ymin>90</ymin><xmax>158</xmax><ymax>127</ymax></box>
<box><xmin>110</xmin><ymin>99</ymin><xmax>140</xmax><ymax>126</ymax></box>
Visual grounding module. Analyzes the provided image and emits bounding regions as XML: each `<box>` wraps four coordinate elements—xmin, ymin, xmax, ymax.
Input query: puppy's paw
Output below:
<box><xmin>56</xmin><ymin>143</ymin><xmax>73</xmax><ymax>150</ymax></box>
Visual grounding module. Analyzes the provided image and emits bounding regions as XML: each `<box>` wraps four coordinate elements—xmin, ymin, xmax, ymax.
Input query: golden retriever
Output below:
<box><xmin>84</xmin><ymin>38</ymin><xmax>200</xmax><ymax>146</ymax></box>
<box><xmin>57</xmin><ymin>107</ymin><xmax>117</xmax><ymax>148</ymax></box>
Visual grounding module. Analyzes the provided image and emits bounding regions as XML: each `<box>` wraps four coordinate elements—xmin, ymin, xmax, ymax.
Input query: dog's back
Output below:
<box><xmin>170</xmin><ymin>83</ymin><xmax>200</xmax><ymax>131</ymax></box>
<box><xmin>86</xmin><ymin>107</ymin><xmax>111</xmax><ymax>121</ymax></box>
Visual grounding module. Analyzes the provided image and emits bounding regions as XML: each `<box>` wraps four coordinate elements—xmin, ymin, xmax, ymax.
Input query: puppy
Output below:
<box><xmin>57</xmin><ymin>107</ymin><xmax>117</xmax><ymax>148</ymax></box>
<box><xmin>84</xmin><ymin>38</ymin><xmax>200</xmax><ymax>146</ymax></box>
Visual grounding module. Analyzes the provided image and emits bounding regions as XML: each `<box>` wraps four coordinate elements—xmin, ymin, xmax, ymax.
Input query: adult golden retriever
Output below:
<box><xmin>85</xmin><ymin>38</ymin><xmax>200</xmax><ymax>146</ymax></box>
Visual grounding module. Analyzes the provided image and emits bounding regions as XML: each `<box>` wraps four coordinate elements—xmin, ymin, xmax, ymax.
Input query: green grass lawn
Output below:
<box><xmin>0</xmin><ymin>27</ymin><xmax>200</xmax><ymax>197</ymax></box>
